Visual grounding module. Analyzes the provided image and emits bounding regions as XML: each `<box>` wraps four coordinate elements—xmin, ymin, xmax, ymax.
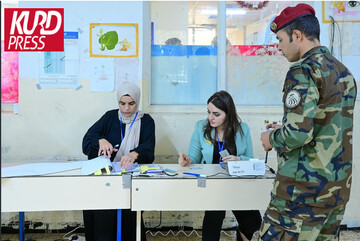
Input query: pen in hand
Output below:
<box><xmin>101</xmin><ymin>144</ymin><xmax>120</xmax><ymax>155</ymax></box>
<box><xmin>265</xmin><ymin>151</ymin><xmax>268</xmax><ymax>164</ymax></box>
<box><xmin>265</xmin><ymin>151</ymin><xmax>276</xmax><ymax>174</ymax></box>
<box><xmin>263</xmin><ymin>124</ymin><xmax>276</xmax><ymax>174</ymax></box>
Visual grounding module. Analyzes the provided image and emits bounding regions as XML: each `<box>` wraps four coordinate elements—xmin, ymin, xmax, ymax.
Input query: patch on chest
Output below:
<box><xmin>285</xmin><ymin>90</ymin><xmax>301</xmax><ymax>109</ymax></box>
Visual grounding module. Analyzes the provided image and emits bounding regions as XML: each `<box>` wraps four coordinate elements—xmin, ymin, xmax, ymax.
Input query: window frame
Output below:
<box><xmin>142</xmin><ymin>1</ymin><xmax>282</xmax><ymax>115</ymax></box>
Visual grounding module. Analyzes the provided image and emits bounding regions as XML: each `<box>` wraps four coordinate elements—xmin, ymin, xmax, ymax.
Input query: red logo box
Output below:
<box><xmin>4</xmin><ymin>8</ymin><xmax>64</xmax><ymax>52</ymax></box>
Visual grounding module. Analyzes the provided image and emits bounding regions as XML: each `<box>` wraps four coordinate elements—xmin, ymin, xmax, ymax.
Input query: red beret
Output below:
<box><xmin>270</xmin><ymin>3</ymin><xmax>315</xmax><ymax>33</ymax></box>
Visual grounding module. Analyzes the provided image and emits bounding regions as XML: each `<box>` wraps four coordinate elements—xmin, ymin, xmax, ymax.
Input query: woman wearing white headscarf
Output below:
<box><xmin>82</xmin><ymin>82</ymin><xmax>154</xmax><ymax>241</ymax></box>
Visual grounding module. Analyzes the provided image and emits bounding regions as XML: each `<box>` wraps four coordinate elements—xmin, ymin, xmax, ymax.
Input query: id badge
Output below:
<box><xmin>219</xmin><ymin>149</ymin><xmax>229</xmax><ymax>158</ymax></box>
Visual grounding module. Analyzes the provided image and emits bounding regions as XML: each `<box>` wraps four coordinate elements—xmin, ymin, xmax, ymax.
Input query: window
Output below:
<box><xmin>225</xmin><ymin>1</ymin><xmax>291</xmax><ymax>106</ymax></box>
<box><xmin>150</xmin><ymin>1</ymin><xmax>217</xmax><ymax>105</ymax></box>
<box><xmin>148</xmin><ymin>1</ymin><xmax>296</xmax><ymax>108</ymax></box>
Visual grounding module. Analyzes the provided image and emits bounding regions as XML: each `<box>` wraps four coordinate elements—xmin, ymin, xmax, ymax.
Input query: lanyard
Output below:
<box><xmin>120</xmin><ymin>111</ymin><xmax>138</xmax><ymax>141</ymax></box>
<box><xmin>217</xmin><ymin>133</ymin><xmax>225</xmax><ymax>152</ymax></box>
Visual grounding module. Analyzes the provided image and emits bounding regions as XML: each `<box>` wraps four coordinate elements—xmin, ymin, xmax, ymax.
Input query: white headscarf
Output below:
<box><xmin>114</xmin><ymin>83</ymin><xmax>144</xmax><ymax>162</ymax></box>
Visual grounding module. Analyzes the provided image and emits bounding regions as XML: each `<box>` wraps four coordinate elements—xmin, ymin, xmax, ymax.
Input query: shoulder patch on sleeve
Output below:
<box><xmin>285</xmin><ymin>90</ymin><xmax>301</xmax><ymax>109</ymax></box>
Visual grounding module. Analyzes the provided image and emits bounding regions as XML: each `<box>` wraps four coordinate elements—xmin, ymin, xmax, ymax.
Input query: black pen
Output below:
<box><xmin>268</xmin><ymin>166</ymin><xmax>276</xmax><ymax>174</ymax></box>
<box><xmin>265</xmin><ymin>151</ymin><xmax>276</xmax><ymax>174</ymax></box>
<box><xmin>265</xmin><ymin>151</ymin><xmax>268</xmax><ymax>164</ymax></box>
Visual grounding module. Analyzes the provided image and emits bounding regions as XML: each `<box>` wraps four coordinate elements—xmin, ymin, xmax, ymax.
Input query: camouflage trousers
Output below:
<box><xmin>252</xmin><ymin>196</ymin><xmax>346</xmax><ymax>241</ymax></box>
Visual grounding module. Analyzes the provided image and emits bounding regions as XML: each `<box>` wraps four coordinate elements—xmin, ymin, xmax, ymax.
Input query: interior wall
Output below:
<box><xmin>227</xmin><ymin>28</ymin><xmax>244</xmax><ymax>45</ymax></box>
<box><xmin>245</xmin><ymin>14</ymin><xmax>274</xmax><ymax>45</ymax></box>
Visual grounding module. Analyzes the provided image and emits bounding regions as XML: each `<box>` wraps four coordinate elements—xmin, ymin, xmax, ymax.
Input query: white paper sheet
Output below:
<box><xmin>89</xmin><ymin>58</ymin><xmax>114</xmax><ymax>91</ymax></box>
<box><xmin>1</xmin><ymin>162</ymin><xmax>82</xmax><ymax>177</ymax></box>
<box><xmin>38</xmin><ymin>32</ymin><xmax>80</xmax><ymax>89</ymax></box>
<box><xmin>114</xmin><ymin>58</ymin><xmax>139</xmax><ymax>89</ymax></box>
<box><xmin>81</xmin><ymin>156</ymin><xmax>112</xmax><ymax>175</ymax></box>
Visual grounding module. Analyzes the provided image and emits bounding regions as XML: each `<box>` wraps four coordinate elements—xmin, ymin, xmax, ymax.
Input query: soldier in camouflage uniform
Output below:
<box><xmin>259</xmin><ymin>4</ymin><xmax>357</xmax><ymax>241</ymax></box>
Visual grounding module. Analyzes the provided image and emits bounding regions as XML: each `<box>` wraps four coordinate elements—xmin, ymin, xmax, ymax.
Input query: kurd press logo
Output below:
<box><xmin>4</xmin><ymin>8</ymin><xmax>64</xmax><ymax>52</ymax></box>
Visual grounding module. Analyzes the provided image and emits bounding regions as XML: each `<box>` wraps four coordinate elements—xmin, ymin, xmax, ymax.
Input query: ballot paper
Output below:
<box><xmin>81</xmin><ymin>156</ymin><xmax>141</xmax><ymax>175</ymax></box>
<box><xmin>81</xmin><ymin>156</ymin><xmax>161</xmax><ymax>175</ymax></box>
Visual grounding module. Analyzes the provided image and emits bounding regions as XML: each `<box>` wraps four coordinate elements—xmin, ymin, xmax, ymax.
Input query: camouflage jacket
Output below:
<box><xmin>269</xmin><ymin>46</ymin><xmax>357</xmax><ymax>208</ymax></box>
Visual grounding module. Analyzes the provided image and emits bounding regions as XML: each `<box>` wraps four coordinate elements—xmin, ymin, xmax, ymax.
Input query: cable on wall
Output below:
<box><xmin>328</xmin><ymin>15</ymin><xmax>343</xmax><ymax>62</ymax></box>
<box><xmin>62</xmin><ymin>226</ymin><xmax>84</xmax><ymax>240</ymax></box>
<box><xmin>152</xmin><ymin>211</ymin><xmax>163</xmax><ymax>228</ymax></box>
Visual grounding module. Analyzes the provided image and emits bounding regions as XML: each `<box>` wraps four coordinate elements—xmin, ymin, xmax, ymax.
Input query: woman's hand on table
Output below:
<box><xmin>119</xmin><ymin>151</ymin><xmax>138</xmax><ymax>169</ymax></box>
<box><xmin>178</xmin><ymin>152</ymin><xmax>192</xmax><ymax>166</ymax></box>
<box><xmin>222</xmin><ymin>155</ymin><xmax>241</xmax><ymax>162</ymax></box>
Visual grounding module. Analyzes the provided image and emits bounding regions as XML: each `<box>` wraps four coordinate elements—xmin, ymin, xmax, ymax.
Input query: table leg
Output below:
<box><xmin>136</xmin><ymin>211</ymin><xmax>141</xmax><ymax>241</ymax></box>
<box><xmin>117</xmin><ymin>209</ymin><xmax>122</xmax><ymax>241</ymax></box>
<box><xmin>19</xmin><ymin>212</ymin><xmax>25</xmax><ymax>241</ymax></box>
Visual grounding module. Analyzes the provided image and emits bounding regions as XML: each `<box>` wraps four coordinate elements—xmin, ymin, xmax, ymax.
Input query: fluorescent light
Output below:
<box><xmin>201</xmin><ymin>9</ymin><xmax>246</xmax><ymax>15</ymax></box>
<box><xmin>201</xmin><ymin>9</ymin><xmax>218</xmax><ymax>15</ymax></box>
<box><xmin>227</xmin><ymin>9</ymin><xmax>246</xmax><ymax>15</ymax></box>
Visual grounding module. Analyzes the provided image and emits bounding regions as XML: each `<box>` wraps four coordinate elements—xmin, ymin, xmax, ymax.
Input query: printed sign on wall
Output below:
<box><xmin>323</xmin><ymin>1</ymin><xmax>360</xmax><ymax>22</ymax></box>
<box><xmin>90</xmin><ymin>23</ymin><xmax>138</xmax><ymax>58</ymax></box>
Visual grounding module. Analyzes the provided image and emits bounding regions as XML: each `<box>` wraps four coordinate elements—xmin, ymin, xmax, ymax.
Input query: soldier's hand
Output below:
<box><xmin>261</xmin><ymin>131</ymin><xmax>273</xmax><ymax>151</ymax></box>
